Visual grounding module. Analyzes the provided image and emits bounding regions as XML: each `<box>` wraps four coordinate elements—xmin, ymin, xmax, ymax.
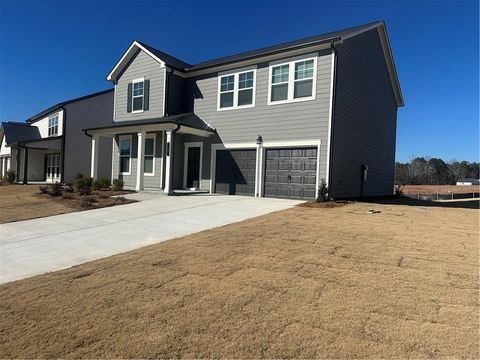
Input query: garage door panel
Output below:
<box><xmin>215</xmin><ymin>149</ymin><xmax>256</xmax><ymax>196</ymax></box>
<box><xmin>264</xmin><ymin>147</ymin><xmax>317</xmax><ymax>200</ymax></box>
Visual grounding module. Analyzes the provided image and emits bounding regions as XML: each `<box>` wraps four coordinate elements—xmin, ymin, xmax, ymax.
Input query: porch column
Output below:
<box><xmin>136</xmin><ymin>131</ymin><xmax>146</xmax><ymax>191</ymax></box>
<box><xmin>90</xmin><ymin>134</ymin><xmax>99</xmax><ymax>179</ymax></box>
<box><xmin>164</xmin><ymin>131</ymin><xmax>173</xmax><ymax>193</ymax></box>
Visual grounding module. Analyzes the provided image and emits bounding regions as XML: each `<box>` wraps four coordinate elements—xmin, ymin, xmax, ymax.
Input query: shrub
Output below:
<box><xmin>112</xmin><ymin>178</ymin><xmax>124</xmax><ymax>191</ymax></box>
<box><xmin>317</xmin><ymin>179</ymin><xmax>329</xmax><ymax>202</ymax></box>
<box><xmin>65</xmin><ymin>184</ymin><xmax>74</xmax><ymax>193</ymax></box>
<box><xmin>74</xmin><ymin>177</ymin><xmax>93</xmax><ymax>196</ymax></box>
<box><xmin>116</xmin><ymin>196</ymin><xmax>127</xmax><ymax>202</ymax></box>
<box><xmin>92</xmin><ymin>177</ymin><xmax>111</xmax><ymax>191</ymax></box>
<box><xmin>80</xmin><ymin>196</ymin><xmax>94</xmax><ymax>209</ymax></box>
<box><xmin>4</xmin><ymin>170</ymin><xmax>15</xmax><ymax>183</ymax></box>
<box><xmin>39</xmin><ymin>185</ymin><xmax>49</xmax><ymax>194</ymax></box>
<box><xmin>74</xmin><ymin>173</ymin><xmax>84</xmax><ymax>181</ymax></box>
<box><xmin>50</xmin><ymin>182</ymin><xmax>63</xmax><ymax>196</ymax></box>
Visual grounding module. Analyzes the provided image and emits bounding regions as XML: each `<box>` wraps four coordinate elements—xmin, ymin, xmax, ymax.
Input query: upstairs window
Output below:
<box><xmin>132</xmin><ymin>79</ymin><xmax>144</xmax><ymax>112</ymax></box>
<box><xmin>218</xmin><ymin>68</ymin><xmax>256</xmax><ymax>110</ymax></box>
<box><xmin>268</xmin><ymin>56</ymin><xmax>317</xmax><ymax>105</ymax></box>
<box><xmin>48</xmin><ymin>115</ymin><xmax>59</xmax><ymax>136</ymax></box>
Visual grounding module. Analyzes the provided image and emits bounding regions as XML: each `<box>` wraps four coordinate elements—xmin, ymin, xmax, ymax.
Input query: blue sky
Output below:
<box><xmin>0</xmin><ymin>0</ymin><xmax>478</xmax><ymax>162</ymax></box>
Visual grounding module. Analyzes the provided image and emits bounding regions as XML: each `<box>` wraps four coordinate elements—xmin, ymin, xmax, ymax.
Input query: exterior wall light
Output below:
<box><xmin>256</xmin><ymin>135</ymin><xmax>263</xmax><ymax>145</ymax></box>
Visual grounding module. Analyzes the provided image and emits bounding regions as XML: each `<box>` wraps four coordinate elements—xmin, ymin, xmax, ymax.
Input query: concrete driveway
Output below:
<box><xmin>0</xmin><ymin>194</ymin><xmax>302</xmax><ymax>284</ymax></box>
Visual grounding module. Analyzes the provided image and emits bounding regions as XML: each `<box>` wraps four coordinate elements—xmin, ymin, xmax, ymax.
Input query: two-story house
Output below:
<box><xmin>85</xmin><ymin>21</ymin><xmax>403</xmax><ymax>199</ymax></box>
<box><xmin>0</xmin><ymin>89</ymin><xmax>114</xmax><ymax>184</ymax></box>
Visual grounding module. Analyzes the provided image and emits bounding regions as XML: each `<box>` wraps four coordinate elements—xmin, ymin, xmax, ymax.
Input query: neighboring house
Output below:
<box><xmin>0</xmin><ymin>89</ymin><xmax>114</xmax><ymax>184</ymax></box>
<box><xmin>456</xmin><ymin>178</ymin><xmax>480</xmax><ymax>186</ymax></box>
<box><xmin>85</xmin><ymin>21</ymin><xmax>403</xmax><ymax>199</ymax></box>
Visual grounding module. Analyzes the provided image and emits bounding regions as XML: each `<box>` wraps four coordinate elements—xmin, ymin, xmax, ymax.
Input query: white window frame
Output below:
<box><xmin>143</xmin><ymin>134</ymin><xmax>156</xmax><ymax>176</ymax></box>
<box><xmin>267</xmin><ymin>54</ymin><xmax>317</xmax><ymax>105</ymax></box>
<box><xmin>132</xmin><ymin>77</ymin><xmax>145</xmax><ymax>114</ymax></box>
<box><xmin>119</xmin><ymin>135</ymin><xmax>132</xmax><ymax>175</ymax></box>
<box><xmin>48</xmin><ymin>114</ymin><xmax>59</xmax><ymax>137</ymax></box>
<box><xmin>217</xmin><ymin>66</ymin><xmax>256</xmax><ymax>111</ymax></box>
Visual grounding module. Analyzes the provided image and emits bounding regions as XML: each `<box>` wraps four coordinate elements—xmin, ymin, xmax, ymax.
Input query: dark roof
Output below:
<box><xmin>136</xmin><ymin>41</ymin><xmax>192</xmax><ymax>70</ymax></box>
<box><xmin>1</xmin><ymin>122</ymin><xmax>41</xmax><ymax>146</ymax></box>
<box><xmin>185</xmin><ymin>21</ymin><xmax>381</xmax><ymax>72</ymax></box>
<box><xmin>27</xmin><ymin>88</ymin><xmax>113</xmax><ymax>123</ymax></box>
<box><xmin>84</xmin><ymin>113</ymin><xmax>215</xmax><ymax>133</ymax></box>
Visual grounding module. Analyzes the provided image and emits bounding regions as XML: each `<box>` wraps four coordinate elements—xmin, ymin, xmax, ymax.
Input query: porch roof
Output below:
<box><xmin>1</xmin><ymin>122</ymin><xmax>41</xmax><ymax>147</ymax></box>
<box><xmin>83</xmin><ymin>113</ymin><xmax>216</xmax><ymax>134</ymax></box>
<box><xmin>19</xmin><ymin>136</ymin><xmax>62</xmax><ymax>150</ymax></box>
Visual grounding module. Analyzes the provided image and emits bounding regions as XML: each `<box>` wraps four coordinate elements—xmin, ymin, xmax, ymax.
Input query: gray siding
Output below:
<box><xmin>63</xmin><ymin>91</ymin><xmax>114</xmax><ymax>183</ymax></box>
<box><xmin>330</xmin><ymin>29</ymin><xmax>398</xmax><ymax>198</ymax></box>
<box><xmin>186</xmin><ymin>50</ymin><xmax>332</xmax><ymax>182</ymax></box>
<box><xmin>112</xmin><ymin>131</ymin><xmax>164</xmax><ymax>189</ymax></box>
<box><xmin>167</xmin><ymin>74</ymin><xmax>185</xmax><ymax>115</ymax></box>
<box><xmin>115</xmin><ymin>50</ymin><xmax>165</xmax><ymax>121</ymax></box>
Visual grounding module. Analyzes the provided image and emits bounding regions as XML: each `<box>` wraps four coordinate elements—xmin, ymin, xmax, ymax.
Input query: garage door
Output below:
<box><xmin>215</xmin><ymin>149</ymin><xmax>256</xmax><ymax>195</ymax></box>
<box><xmin>264</xmin><ymin>148</ymin><xmax>317</xmax><ymax>199</ymax></box>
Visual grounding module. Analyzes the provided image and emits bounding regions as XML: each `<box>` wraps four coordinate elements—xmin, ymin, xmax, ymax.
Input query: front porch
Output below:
<box><xmin>86</xmin><ymin>113</ymin><xmax>216</xmax><ymax>194</ymax></box>
<box><xmin>16</xmin><ymin>136</ymin><xmax>63</xmax><ymax>184</ymax></box>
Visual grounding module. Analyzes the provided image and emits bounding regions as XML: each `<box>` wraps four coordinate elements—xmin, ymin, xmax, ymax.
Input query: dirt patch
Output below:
<box><xmin>0</xmin><ymin>185</ymin><xmax>135</xmax><ymax>224</ymax></box>
<box><xmin>0</xmin><ymin>201</ymin><xmax>478</xmax><ymax>358</ymax></box>
<box><xmin>299</xmin><ymin>200</ymin><xmax>350</xmax><ymax>208</ymax></box>
<box><xmin>401</xmin><ymin>184</ymin><xmax>479</xmax><ymax>195</ymax></box>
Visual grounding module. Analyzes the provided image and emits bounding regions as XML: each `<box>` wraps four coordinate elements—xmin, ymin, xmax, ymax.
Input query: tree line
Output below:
<box><xmin>395</xmin><ymin>157</ymin><xmax>479</xmax><ymax>185</ymax></box>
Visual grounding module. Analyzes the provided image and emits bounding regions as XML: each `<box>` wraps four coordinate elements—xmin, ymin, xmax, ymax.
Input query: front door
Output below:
<box><xmin>45</xmin><ymin>153</ymin><xmax>61</xmax><ymax>183</ymax></box>
<box><xmin>186</xmin><ymin>147</ymin><xmax>200</xmax><ymax>189</ymax></box>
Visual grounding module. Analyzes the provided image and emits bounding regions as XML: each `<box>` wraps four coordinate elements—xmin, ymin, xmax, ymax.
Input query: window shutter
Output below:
<box><xmin>144</xmin><ymin>79</ymin><xmax>150</xmax><ymax>111</ymax></box>
<box><xmin>127</xmin><ymin>83</ymin><xmax>133</xmax><ymax>113</ymax></box>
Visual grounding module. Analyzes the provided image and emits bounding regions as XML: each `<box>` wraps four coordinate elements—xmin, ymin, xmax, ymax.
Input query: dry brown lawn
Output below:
<box><xmin>0</xmin><ymin>184</ymin><xmax>133</xmax><ymax>224</ymax></box>
<box><xmin>402</xmin><ymin>184</ymin><xmax>480</xmax><ymax>195</ymax></box>
<box><xmin>0</xmin><ymin>198</ymin><xmax>478</xmax><ymax>358</ymax></box>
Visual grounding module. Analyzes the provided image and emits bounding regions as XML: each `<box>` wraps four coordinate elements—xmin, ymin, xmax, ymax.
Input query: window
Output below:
<box><xmin>119</xmin><ymin>136</ymin><xmax>132</xmax><ymax>175</ymax></box>
<box><xmin>268</xmin><ymin>56</ymin><xmax>317</xmax><ymax>104</ymax></box>
<box><xmin>218</xmin><ymin>68</ymin><xmax>256</xmax><ymax>110</ymax></box>
<box><xmin>48</xmin><ymin>115</ymin><xmax>59</xmax><ymax>136</ymax></box>
<box><xmin>132</xmin><ymin>79</ymin><xmax>144</xmax><ymax>112</ymax></box>
<box><xmin>144</xmin><ymin>135</ymin><xmax>155</xmax><ymax>175</ymax></box>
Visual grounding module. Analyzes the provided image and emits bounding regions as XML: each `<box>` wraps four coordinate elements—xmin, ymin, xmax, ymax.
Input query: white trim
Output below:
<box><xmin>325</xmin><ymin>50</ymin><xmax>335</xmax><ymax>187</ymax></box>
<box><xmin>267</xmin><ymin>54</ymin><xmax>318</xmax><ymax>106</ymax></box>
<box><xmin>209</xmin><ymin>143</ymin><xmax>257</xmax><ymax>194</ymax></box>
<box><xmin>143</xmin><ymin>133</ymin><xmax>156</xmax><ymax>176</ymax></box>
<box><xmin>111</xmin><ymin>135</ymin><xmax>116</xmax><ymax>183</ymax></box>
<box><xmin>107</xmin><ymin>41</ymin><xmax>165</xmax><ymax>81</ymax></box>
<box><xmin>183</xmin><ymin>142</ymin><xmax>203</xmax><ymax>189</ymax></box>
<box><xmin>136</xmin><ymin>131</ymin><xmax>145</xmax><ymax>191</ymax></box>
<box><xmin>217</xmin><ymin>66</ymin><xmax>257</xmax><ymax>111</ymax></box>
<box><xmin>90</xmin><ymin>135</ymin><xmax>99</xmax><ymax>179</ymax></box>
<box><xmin>164</xmin><ymin>131</ymin><xmax>173</xmax><ymax>193</ymax></box>
<box><xmin>162</xmin><ymin>67</ymin><xmax>167</xmax><ymax>116</ymax></box>
<box><xmin>160</xmin><ymin>131</ymin><xmax>165</xmax><ymax>188</ymax></box>
<box><xmin>118</xmin><ymin>135</ymin><xmax>132</xmax><ymax>175</ymax></box>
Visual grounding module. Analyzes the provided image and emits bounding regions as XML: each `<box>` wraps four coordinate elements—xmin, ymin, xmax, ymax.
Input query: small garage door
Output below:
<box><xmin>215</xmin><ymin>149</ymin><xmax>256</xmax><ymax>195</ymax></box>
<box><xmin>264</xmin><ymin>148</ymin><xmax>317</xmax><ymax>199</ymax></box>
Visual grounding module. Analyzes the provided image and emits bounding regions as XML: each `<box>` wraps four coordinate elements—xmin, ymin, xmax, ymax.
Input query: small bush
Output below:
<box><xmin>50</xmin><ymin>182</ymin><xmax>63</xmax><ymax>196</ymax></box>
<box><xmin>112</xmin><ymin>178</ymin><xmax>124</xmax><ymax>191</ymax></box>
<box><xmin>80</xmin><ymin>195</ymin><xmax>95</xmax><ymax>209</ymax></box>
<box><xmin>74</xmin><ymin>177</ymin><xmax>93</xmax><ymax>196</ymax></box>
<box><xmin>92</xmin><ymin>177</ymin><xmax>111</xmax><ymax>191</ymax></box>
<box><xmin>4</xmin><ymin>170</ymin><xmax>15</xmax><ymax>183</ymax></box>
<box><xmin>39</xmin><ymin>185</ymin><xmax>49</xmax><ymax>194</ymax></box>
<box><xmin>65</xmin><ymin>184</ymin><xmax>74</xmax><ymax>193</ymax></box>
<box><xmin>74</xmin><ymin>173</ymin><xmax>84</xmax><ymax>181</ymax></box>
<box><xmin>116</xmin><ymin>196</ymin><xmax>127</xmax><ymax>202</ymax></box>
<box><xmin>317</xmin><ymin>179</ymin><xmax>329</xmax><ymax>202</ymax></box>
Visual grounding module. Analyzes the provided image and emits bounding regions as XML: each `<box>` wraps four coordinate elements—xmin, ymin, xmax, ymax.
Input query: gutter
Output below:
<box><xmin>326</xmin><ymin>40</ymin><xmax>341</xmax><ymax>199</ymax></box>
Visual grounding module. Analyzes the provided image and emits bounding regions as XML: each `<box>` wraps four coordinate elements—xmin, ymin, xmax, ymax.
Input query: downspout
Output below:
<box><xmin>60</xmin><ymin>106</ymin><xmax>67</xmax><ymax>183</ymax></box>
<box><xmin>167</xmin><ymin>124</ymin><xmax>180</xmax><ymax>196</ymax></box>
<box><xmin>327</xmin><ymin>40</ymin><xmax>340</xmax><ymax>199</ymax></box>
